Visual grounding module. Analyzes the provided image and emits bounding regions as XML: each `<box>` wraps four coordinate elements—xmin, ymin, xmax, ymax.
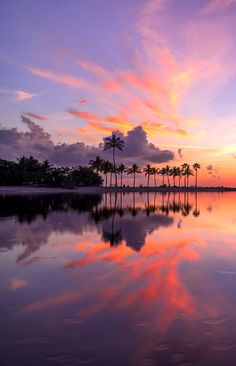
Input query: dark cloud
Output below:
<box><xmin>178</xmin><ymin>148</ymin><xmax>183</xmax><ymax>158</ymax></box>
<box><xmin>0</xmin><ymin>117</ymin><xmax>174</xmax><ymax>166</ymax></box>
<box><xmin>206</xmin><ymin>164</ymin><xmax>213</xmax><ymax>171</ymax></box>
<box><xmin>102</xmin><ymin>126</ymin><xmax>174</xmax><ymax>165</ymax></box>
<box><xmin>206</xmin><ymin>164</ymin><xmax>220</xmax><ymax>180</ymax></box>
<box><xmin>22</xmin><ymin>112</ymin><xmax>47</xmax><ymax>121</ymax></box>
<box><xmin>77</xmin><ymin>97</ymin><xmax>88</xmax><ymax>104</ymax></box>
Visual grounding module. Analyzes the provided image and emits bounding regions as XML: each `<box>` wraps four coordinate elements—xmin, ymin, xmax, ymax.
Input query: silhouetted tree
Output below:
<box><xmin>89</xmin><ymin>156</ymin><xmax>104</xmax><ymax>174</ymax></box>
<box><xmin>143</xmin><ymin>164</ymin><xmax>153</xmax><ymax>187</ymax></box>
<box><xmin>159</xmin><ymin>167</ymin><xmax>167</xmax><ymax>186</ymax></box>
<box><xmin>101</xmin><ymin>160</ymin><xmax>113</xmax><ymax>187</ymax></box>
<box><xmin>103</xmin><ymin>133</ymin><xmax>124</xmax><ymax>187</ymax></box>
<box><xmin>193</xmin><ymin>162</ymin><xmax>201</xmax><ymax>188</ymax></box>
<box><xmin>126</xmin><ymin>164</ymin><xmax>141</xmax><ymax>187</ymax></box>
<box><xmin>117</xmin><ymin>163</ymin><xmax>126</xmax><ymax>187</ymax></box>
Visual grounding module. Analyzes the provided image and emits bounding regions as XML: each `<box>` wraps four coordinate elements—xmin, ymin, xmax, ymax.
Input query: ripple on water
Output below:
<box><xmin>212</xmin><ymin>343</ymin><xmax>235</xmax><ymax>351</ymax></box>
<box><xmin>202</xmin><ymin>317</ymin><xmax>230</xmax><ymax>325</ymax></box>
<box><xmin>45</xmin><ymin>354</ymin><xmax>95</xmax><ymax>365</ymax></box>
<box><xmin>218</xmin><ymin>270</ymin><xmax>235</xmax><ymax>275</ymax></box>
<box><xmin>154</xmin><ymin>343</ymin><xmax>170</xmax><ymax>351</ymax></box>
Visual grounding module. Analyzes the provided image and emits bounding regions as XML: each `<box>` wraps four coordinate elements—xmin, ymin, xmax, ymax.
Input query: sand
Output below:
<box><xmin>0</xmin><ymin>185</ymin><xmax>235</xmax><ymax>195</ymax></box>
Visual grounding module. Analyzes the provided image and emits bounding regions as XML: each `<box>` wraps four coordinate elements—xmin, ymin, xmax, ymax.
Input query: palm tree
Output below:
<box><xmin>152</xmin><ymin>167</ymin><xmax>159</xmax><ymax>188</ymax></box>
<box><xmin>143</xmin><ymin>164</ymin><xmax>153</xmax><ymax>187</ymax></box>
<box><xmin>193</xmin><ymin>163</ymin><xmax>201</xmax><ymax>188</ymax></box>
<box><xmin>171</xmin><ymin>166</ymin><xmax>179</xmax><ymax>187</ymax></box>
<box><xmin>182</xmin><ymin>164</ymin><xmax>194</xmax><ymax>187</ymax></box>
<box><xmin>159</xmin><ymin>167</ymin><xmax>167</xmax><ymax>186</ymax></box>
<box><xmin>165</xmin><ymin>165</ymin><xmax>171</xmax><ymax>186</ymax></box>
<box><xmin>126</xmin><ymin>164</ymin><xmax>141</xmax><ymax>187</ymax></box>
<box><xmin>117</xmin><ymin>163</ymin><xmax>126</xmax><ymax>187</ymax></box>
<box><xmin>175</xmin><ymin>167</ymin><xmax>182</xmax><ymax>187</ymax></box>
<box><xmin>101</xmin><ymin>160</ymin><xmax>113</xmax><ymax>187</ymax></box>
<box><xmin>181</xmin><ymin>163</ymin><xmax>189</xmax><ymax>188</ymax></box>
<box><xmin>103</xmin><ymin>133</ymin><xmax>124</xmax><ymax>187</ymax></box>
<box><xmin>89</xmin><ymin>156</ymin><xmax>104</xmax><ymax>174</ymax></box>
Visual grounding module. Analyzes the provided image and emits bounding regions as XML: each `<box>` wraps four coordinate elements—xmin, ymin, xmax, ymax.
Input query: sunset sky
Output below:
<box><xmin>1</xmin><ymin>0</ymin><xmax>236</xmax><ymax>186</ymax></box>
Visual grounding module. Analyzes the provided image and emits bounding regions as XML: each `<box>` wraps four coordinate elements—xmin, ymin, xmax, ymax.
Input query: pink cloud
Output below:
<box><xmin>201</xmin><ymin>0</ymin><xmax>236</xmax><ymax>14</ymax></box>
<box><xmin>16</xmin><ymin>90</ymin><xmax>36</xmax><ymax>101</ymax></box>
<box><xmin>28</xmin><ymin>67</ymin><xmax>88</xmax><ymax>89</ymax></box>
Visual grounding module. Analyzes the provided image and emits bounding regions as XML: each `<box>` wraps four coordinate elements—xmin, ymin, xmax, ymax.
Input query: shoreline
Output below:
<box><xmin>0</xmin><ymin>185</ymin><xmax>236</xmax><ymax>195</ymax></box>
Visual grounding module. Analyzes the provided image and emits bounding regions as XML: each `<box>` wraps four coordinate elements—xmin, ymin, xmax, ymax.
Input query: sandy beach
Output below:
<box><xmin>0</xmin><ymin>185</ymin><xmax>235</xmax><ymax>195</ymax></box>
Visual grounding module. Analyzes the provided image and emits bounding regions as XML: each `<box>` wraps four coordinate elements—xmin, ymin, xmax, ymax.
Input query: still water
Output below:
<box><xmin>1</xmin><ymin>192</ymin><xmax>236</xmax><ymax>365</ymax></box>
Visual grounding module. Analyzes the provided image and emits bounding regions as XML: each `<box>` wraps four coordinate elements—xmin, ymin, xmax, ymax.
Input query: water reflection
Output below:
<box><xmin>0</xmin><ymin>192</ymin><xmax>200</xmax><ymax>258</ymax></box>
<box><xmin>1</xmin><ymin>192</ymin><xmax>236</xmax><ymax>365</ymax></box>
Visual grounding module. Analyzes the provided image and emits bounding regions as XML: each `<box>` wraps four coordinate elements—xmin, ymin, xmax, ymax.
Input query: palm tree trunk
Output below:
<box><xmin>179</xmin><ymin>176</ymin><xmax>181</xmax><ymax>187</ymax></box>
<box><xmin>147</xmin><ymin>174</ymin><xmax>150</xmax><ymax>188</ymax></box>
<box><xmin>110</xmin><ymin>172</ymin><xmax>112</xmax><ymax>187</ymax></box>
<box><xmin>162</xmin><ymin>175</ymin><xmax>164</xmax><ymax>185</ymax></box>
<box><xmin>105</xmin><ymin>173</ymin><xmax>107</xmax><ymax>187</ymax></box>
<box><xmin>121</xmin><ymin>173</ymin><xmax>123</xmax><ymax>187</ymax></box>
<box><xmin>173</xmin><ymin>176</ymin><xmax>175</xmax><ymax>186</ymax></box>
<box><xmin>195</xmin><ymin>170</ymin><xmax>197</xmax><ymax>188</ymax></box>
<box><xmin>133</xmin><ymin>172</ymin><xmax>135</xmax><ymax>187</ymax></box>
<box><xmin>154</xmin><ymin>174</ymin><xmax>157</xmax><ymax>187</ymax></box>
<box><xmin>112</xmin><ymin>148</ymin><xmax>117</xmax><ymax>187</ymax></box>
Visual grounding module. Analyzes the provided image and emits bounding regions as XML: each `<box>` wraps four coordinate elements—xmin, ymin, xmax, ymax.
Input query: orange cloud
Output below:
<box><xmin>9</xmin><ymin>277</ymin><xmax>28</xmax><ymax>290</ymax></box>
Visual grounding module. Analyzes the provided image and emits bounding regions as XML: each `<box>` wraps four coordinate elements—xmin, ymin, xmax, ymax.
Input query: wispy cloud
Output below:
<box><xmin>22</xmin><ymin>112</ymin><xmax>47</xmax><ymax>120</ymax></box>
<box><xmin>201</xmin><ymin>0</ymin><xmax>236</xmax><ymax>14</ymax></box>
<box><xmin>16</xmin><ymin>90</ymin><xmax>36</xmax><ymax>101</ymax></box>
<box><xmin>9</xmin><ymin>277</ymin><xmax>28</xmax><ymax>290</ymax></box>
<box><xmin>0</xmin><ymin>88</ymin><xmax>43</xmax><ymax>101</ymax></box>
<box><xmin>28</xmin><ymin>67</ymin><xmax>89</xmax><ymax>89</ymax></box>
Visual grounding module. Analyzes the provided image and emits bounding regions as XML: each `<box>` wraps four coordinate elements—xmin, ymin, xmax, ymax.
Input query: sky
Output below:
<box><xmin>0</xmin><ymin>0</ymin><xmax>236</xmax><ymax>186</ymax></box>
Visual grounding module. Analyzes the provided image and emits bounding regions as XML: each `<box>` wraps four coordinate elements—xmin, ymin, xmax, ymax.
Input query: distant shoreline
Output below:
<box><xmin>0</xmin><ymin>186</ymin><xmax>236</xmax><ymax>195</ymax></box>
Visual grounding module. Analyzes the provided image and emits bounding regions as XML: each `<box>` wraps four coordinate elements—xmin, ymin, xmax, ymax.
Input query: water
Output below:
<box><xmin>1</xmin><ymin>192</ymin><xmax>236</xmax><ymax>365</ymax></box>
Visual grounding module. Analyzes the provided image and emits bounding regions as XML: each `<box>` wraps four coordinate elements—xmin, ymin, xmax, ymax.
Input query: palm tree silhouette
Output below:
<box><xmin>165</xmin><ymin>165</ymin><xmax>171</xmax><ymax>186</ymax></box>
<box><xmin>185</xmin><ymin>165</ymin><xmax>194</xmax><ymax>187</ymax></box>
<box><xmin>152</xmin><ymin>167</ymin><xmax>159</xmax><ymax>187</ymax></box>
<box><xmin>193</xmin><ymin>163</ymin><xmax>201</xmax><ymax>188</ymax></box>
<box><xmin>175</xmin><ymin>167</ymin><xmax>182</xmax><ymax>187</ymax></box>
<box><xmin>101</xmin><ymin>160</ymin><xmax>113</xmax><ymax>187</ymax></box>
<box><xmin>117</xmin><ymin>163</ymin><xmax>126</xmax><ymax>187</ymax></box>
<box><xmin>103</xmin><ymin>133</ymin><xmax>124</xmax><ymax>187</ymax></box>
<box><xmin>126</xmin><ymin>164</ymin><xmax>141</xmax><ymax>187</ymax></box>
<box><xmin>171</xmin><ymin>166</ymin><xmax>179</xmax><ymax>187</ymax></box>
<box><xmin>159</xmin><ymin>167</ymin><xmax>167</xmax><ymax>186</ymax></box>
<box><xmin>181</xmin><ymin>163</ymin><xmax>190</xmax><ymax>188</ymax></box>
<box><xmin>143</xmin><ymin>164</ymin><xmax>153</xmax><ymax>187</ymax></box>
<box><xmin>89</xmin><ymin>156</ymin><xmax>104</xmax><ymax>174</ymax></box>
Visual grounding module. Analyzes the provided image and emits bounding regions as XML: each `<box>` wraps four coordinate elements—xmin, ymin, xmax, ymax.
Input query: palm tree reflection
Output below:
<box><xmin>102</xmin><ymin>193</ymin><xmax>123</xmax><ymax>247</ymax></box>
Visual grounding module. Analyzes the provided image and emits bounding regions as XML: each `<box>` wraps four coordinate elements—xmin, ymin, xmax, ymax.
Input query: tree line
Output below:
<box><xmin>0</xmin><ymin>133</ymin><xmax>201</xmax><ymax>188</ymax></box>
<box><xmin>0</xmin><ymin>156</ymin><xmax>102</xmax><ymax>187</ymax></box>
<box><xmin>89</xmin><ymin>133</ymin><xmax>201</xmax><ymax>187</ymax></box>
